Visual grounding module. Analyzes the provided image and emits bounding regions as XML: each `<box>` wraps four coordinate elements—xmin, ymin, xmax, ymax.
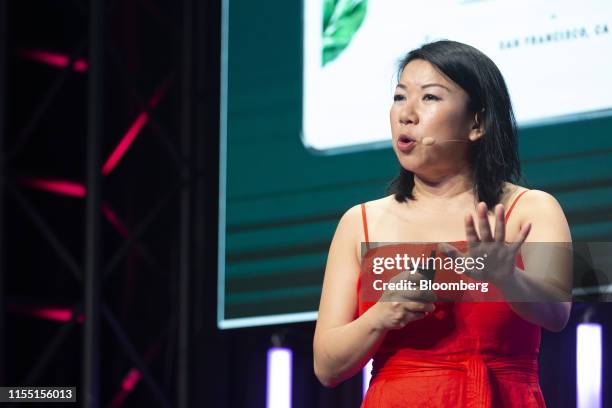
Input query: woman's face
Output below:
<box><xmin>390</xmin><ymin>59</ymin><xmax>480</xmax><ymax>178</ymax></box>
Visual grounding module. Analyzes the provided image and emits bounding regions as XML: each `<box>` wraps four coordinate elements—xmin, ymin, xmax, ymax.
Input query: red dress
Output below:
<box><xmin>358</xmin><ymin>191</ymin><xmax>546</xmax><ymax>407</ymax></box>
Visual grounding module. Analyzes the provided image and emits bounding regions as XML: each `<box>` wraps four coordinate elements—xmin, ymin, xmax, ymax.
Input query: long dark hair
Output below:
<box><xmin>387</xmin><ymin>40</ymin><xmax>521</xmax><ymax>209</ymax></box>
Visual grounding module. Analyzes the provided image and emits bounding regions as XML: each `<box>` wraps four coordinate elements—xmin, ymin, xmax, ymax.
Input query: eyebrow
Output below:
<box><xmin>396</xmin><ymin>83</ymin><xmax>452</xmax><ymax>92</ymax></box>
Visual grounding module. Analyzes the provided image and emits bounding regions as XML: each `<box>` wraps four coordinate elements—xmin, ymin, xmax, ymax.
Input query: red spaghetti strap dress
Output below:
<box><xmin>359</xmin><ymin>190</ymin><xmax>547</xmax><ymax>408</ymax></box>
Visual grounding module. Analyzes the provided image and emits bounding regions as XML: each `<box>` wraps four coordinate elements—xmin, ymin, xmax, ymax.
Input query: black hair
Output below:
<box><xmin>387</xmin><ymin>40</ymin><xmax>521</xmax><ymax>209</ymax></box>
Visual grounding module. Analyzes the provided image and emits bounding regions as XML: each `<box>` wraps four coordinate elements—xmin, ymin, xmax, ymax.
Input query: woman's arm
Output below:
<box><xmin>313</xmin><ymin>206</ymin><xmax>386</xmax><ymax>388</ymax></box>
<box><xmin>313</xmin><ymin>205</ymin><xmax>433</xmax><ymax>387</ymax></box>
<box><xmin>503</xmin><ymin>190</ymin><xmax>573</xmax><ymax>332</ymax></box>
<box><xmin>439</xmin><ymin>190</ymin><xmax>573</xmax><ymax>332</ymax></box>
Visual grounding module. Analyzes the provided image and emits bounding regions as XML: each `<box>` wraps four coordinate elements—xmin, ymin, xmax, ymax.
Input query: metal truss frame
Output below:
<box><xmin>0</xmin><ymin>1</ymin><xmax>199</xmax><ymax>407</ymax></box>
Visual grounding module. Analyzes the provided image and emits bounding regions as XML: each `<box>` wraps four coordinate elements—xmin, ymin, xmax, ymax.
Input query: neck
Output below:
<box><xmin>412</xmin><ymin>168</ymin><xmax>474</xmax><ymax>202</ymax></box>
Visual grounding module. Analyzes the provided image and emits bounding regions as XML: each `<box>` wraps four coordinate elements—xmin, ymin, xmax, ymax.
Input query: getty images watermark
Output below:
<box><xmin>371</xmin><ymin>250</ymin><xmax>490</xmax><ymax>293</ymax></box>
<box><xmin>359</xmin><ymin>242</ymin><xmax>612</xmax><ymax>303</ymax></box>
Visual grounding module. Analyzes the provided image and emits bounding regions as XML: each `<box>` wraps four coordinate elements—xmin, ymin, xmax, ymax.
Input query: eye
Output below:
<box><xmin>423</xmin><ymin>94</ymin><xmax>440</xmax><ymax>101</ymax></box>
<box><xmin>393</xmin><ymin>94</ymin><xmax>405</xmax><ymax>102</ymax></box>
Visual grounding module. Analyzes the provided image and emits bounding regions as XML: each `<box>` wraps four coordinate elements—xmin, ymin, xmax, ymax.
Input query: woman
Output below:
<box><xmin>313</xmin><ymin>40</ymin><xmax>572</xmax><ymax>407</ymax></box>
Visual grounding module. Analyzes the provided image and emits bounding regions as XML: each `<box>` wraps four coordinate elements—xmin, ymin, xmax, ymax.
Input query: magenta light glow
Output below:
<box><xmin>108</xmin><ymin>339</ymin><xmax>163</xmax><ymax>408</ymax></box>
<box><xmin>19</xmin><ymin>178</ymin><xmax>137</xmax><ymax>245</ymax></box>
<box><xmin>20</xmin><ymin>49</ymin><xmax>88</xmax><ymax>72</ymax></box>
<box><xmin>9</xmin><ymin>304</ymin><xmax>84</xmax><ymax>323</ymax></box>
<box><xmin>121</xmin><ymin>368</ymin><xmax>141</xmax><ymax>392</ymax></box>
<box><xmin>101</xmin><ymin>112</ymin><xmax>149</xmax><ymax>176</ymax></box>
<box><xmin>101</xmin><ymin>78</ymin><xmax>172</xmax><ymax>176</ymax></box>
<box><xmin>108</xmin><ymin>368</ymin><xmax>142</xmax><ymax>408</ymax></box>
<box><xmin>267</xmin><ymin>347</ymin><xmax>292</xmax><ymax>408</ymax></box>
<box><xmin>34</xmin><ymin>307</ymin><xmax>84</xmax><ymax>323</ymax></box>
<box><xmin>577</xmin><ymin>323</ymin><xmax>602</xmax><ymax>408</ymax></box>
<box><xmin>101</xmin><ymin>203</ymin><xmax>129</xmax><ymax>237</ymax></box>
<box><xmin>19</xmin><ymin>177</ymin><xmax>86</xmax><ymax>198</ymax></box>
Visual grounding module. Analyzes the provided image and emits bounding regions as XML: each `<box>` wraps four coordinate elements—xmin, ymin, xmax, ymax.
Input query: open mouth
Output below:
<box><xmin>399</xmin><ymin>135</ymin><xmax>415</xmax><ymax>143</ymax></box>
<box><xmin>397</xmin><ymin>135</ymin><xmax>417</xmax><ymax>152</ymax></box>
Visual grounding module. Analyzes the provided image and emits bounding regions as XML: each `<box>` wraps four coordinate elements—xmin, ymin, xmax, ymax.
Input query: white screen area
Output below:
<box><xmin>303</xmin><ymin>0</ymin><xmax>612</xmax><ymax>152</ymax></box>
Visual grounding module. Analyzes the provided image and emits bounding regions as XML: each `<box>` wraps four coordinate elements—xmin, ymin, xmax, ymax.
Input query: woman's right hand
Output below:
<box><xmin>368</xmin><ymin>270</ymin><xmax>436</xmax><ymax>331</ymax></box>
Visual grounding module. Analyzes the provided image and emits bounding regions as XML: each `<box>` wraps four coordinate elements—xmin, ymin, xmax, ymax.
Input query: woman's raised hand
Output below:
<box><xmin>438</xmin><ymin>202</ymin><xmax>531</xmax><ymax>285</ymax></box>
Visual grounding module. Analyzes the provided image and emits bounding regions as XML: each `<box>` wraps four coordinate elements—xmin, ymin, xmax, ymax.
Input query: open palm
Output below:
<box><xmin>438</xmin><ymin>202</ymin><xmax>532</xmax><ymax>285</ymax></box>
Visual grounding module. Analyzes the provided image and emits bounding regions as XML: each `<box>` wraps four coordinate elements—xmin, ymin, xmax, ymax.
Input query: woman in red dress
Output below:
<box><xmin>313</xmin><ymin>40</ymin><xmax>572</xmax><ymax>407</ymax></box>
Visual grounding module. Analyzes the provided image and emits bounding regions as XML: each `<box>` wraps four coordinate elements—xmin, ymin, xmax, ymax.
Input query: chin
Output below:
<box><xmin>394</xmin><ymin>155</ymin><xmax>419</xmax><ymax>172</ymax></box>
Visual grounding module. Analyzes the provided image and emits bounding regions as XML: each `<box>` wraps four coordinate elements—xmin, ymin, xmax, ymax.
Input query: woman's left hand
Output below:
<box><xmin>437</xmin><ymin>202</ymin><xmax>532</xmax><ymax>285</ymax></box>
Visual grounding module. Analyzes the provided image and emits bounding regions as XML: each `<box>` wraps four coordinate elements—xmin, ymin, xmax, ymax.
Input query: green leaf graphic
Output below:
<box><xmin>322</xmin><ymin>0</ymin><xmax>367</xmax><ymax>66</ymax></box>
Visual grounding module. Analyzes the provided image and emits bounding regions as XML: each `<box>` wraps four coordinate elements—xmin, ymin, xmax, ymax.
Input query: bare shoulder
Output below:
<box><xmin>359</xmin><ymin>195</ymin><xmax>396</xmax><ymax>221</ymax></box>
<box><xmin>500</xmin><ymin>182</ymin><xmax>526</xmax><ymax>206</ymax></box>
<box><xmin>338</xmin><ymin>201</ymin><xmax>375</xmax><ymax>231</ymax></box>
<box><xmin>337</xmin><ymin>196</ymin><xmax>394</xmax><ymax>257</ymax></box>
<box><xmin>501</xmin><ymin>183</ymin><xmax>558</xmax><ymax>209</ymax></box>
<box><xmin>334</xmin><ymin>204</ymin><xmax>362</xmax><ymax>245</ymax></box>
<box><xmin>513</xmin><ymin>187</ymin><xmax>564</xmax><ymax>216</ymax></box>
<box><xmin>334</xmin><ymin>203</ymin><xmax>368</xmax><ymax>257</ymax></box>
<box><xmin>337</xmin><ymin>196</ymin><xmax>392</xmax><ymax>233</ymax></box>
<box><xmin>504</xmin><ymin>184</ymin><xmax>571</xmax><ymax>242</ymax></box>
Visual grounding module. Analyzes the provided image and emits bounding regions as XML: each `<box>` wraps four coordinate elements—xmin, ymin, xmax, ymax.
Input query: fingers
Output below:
<box><xmin>416</xmin><ymin>289</ymin><xmax>437</xmax><ymax>303</ymax></box>
<box><xmin>383</xmin><ymin>286</ymin><xmax>436</xmax><ymax>303</ymax></box>
<box><xmin>477</xmin><ymin>202</ymin><xmax>493</xmax><ymax>241</ymax></box>
<box><xmin>391</xmin><ymin>269</ymin><xmax>423</xmax><ymax>282</ymax></box>
<box><xmin>509</xmin><ymin>222</ymin><xmax>532</xmax><ymax>252</ymax></box>
<box><xmin>386</xmin><ymin>301</ymin><xmax>435</xmax><ymax>329</ymax></box>
<box><xmin>404</xmin><ymin>301</ymin><xmax>435</xmax><ymax>313</ymax></box>
<box><xmin>465</xmin><ymin>213</ymin><xmax>480</xmax><ymax>246</ymax></box>
<box><xmin>399</xmin><ymin>302</ymin><xmax>435</xmax><ymax>324</ymax></box>
<box><xmin>394</xmin><ymin>311</ymin><xmax>425</xmax><ymax>328</ymax></box>
<box><xmin>438</xmin><ymin>242</ymin><xmax>477</xmax><ymax>278</ymax></box>
<box><xmin>493</xmin><ymin>204</ymin><xmax>506</xmax><ymax>242</ymax></box>
<box><xmin>438</xmin><ymin>242</ymin><xmax>465</xmax><ymax>275</ymax></box>
<box><xmin>438</xmin><ymin>242</ymin><xmax>463</xmax><ymax>260</ymax></box>
<box><xmin>382</xmin><ymin>269</ymin><xmax>437</xmax><ymax>303</ymax></box>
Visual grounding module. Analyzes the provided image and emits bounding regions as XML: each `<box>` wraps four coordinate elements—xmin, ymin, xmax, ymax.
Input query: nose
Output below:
<box><xmin>398</xmin><ymin>98</ymin><xmax>418</xmax><ymax>125</ymax></box>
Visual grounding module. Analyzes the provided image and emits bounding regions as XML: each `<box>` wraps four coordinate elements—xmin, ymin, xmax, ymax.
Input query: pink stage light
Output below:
<box><xmin>101</xmin><ymin>112</ymin><xmax>148</xmax><ymax>176</ymax></box>
<box><xmin>19</xmin><ymin>178</ymin><xmax>136</xmax><ymax>242</ymax></box>
<box><xmin>267</xmin><ymin>347</ymin><xmax>292</xmax><ymax>408</ymax></box>
<box><xmin>577</xmin><ymin>323</ymin><xmax>602</xmax><ymax>408</ymax></box>
<box><xmin>34</xmin><ymin>307</ymin><xmax>84</xmax><ymax>323</ymax></box>
<box><xmin>108</xmin><ymin>336</ymin><xmax>165</xmax><ymax>408</ymax></box>
<box><xmin>108</xmin><ymin>368</ymin><xmax>142</xmax><ymax>408</ymax></box>
<box><xmin>121</xmin><ymin>368</ymin><xmax>141</xmax><ymax>392</ymax></box>
<box><xmin>19</xmin><ymin>49</ymin><xmax>88</xmax><ymax>72</ymax></box>
<box><xmin>101</xmin><ymin>78</ymin><xmax>172</xmax><ymax>176</ymax></box>
<box><xmin>101</xmin><ymin>203</ymin><xmax>129</xmax><ymax>237</ymax></box>
<box><xmin>18</xmin><ymin>177</ymin><xmax>86</xmax><ymax>198</ymax></box>
<box><xmin>9</xmin><ymin>304</ymin><xmax>84</xmax><ymax>323</ymax></box>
